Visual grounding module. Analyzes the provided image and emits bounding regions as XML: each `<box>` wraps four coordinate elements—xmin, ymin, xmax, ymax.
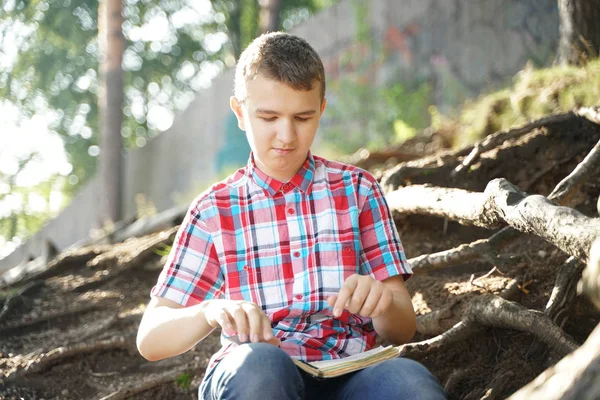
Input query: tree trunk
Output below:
<box><xmin>557</xmin><ymin>0</ymin><xmax>600</xmax><ymax>65</ymax></box>
<box><xmin>98</xmin><ymin>0</ymin><xmax>124</xmax><ymax>226</ymax></box>
<box><xmin>228</xmin><ymin>0</ymin><xmax>243</xmax><ymax>59</ymax></box>
<box><xmin>259</xmin><ymin>0</ymin><xmax>281</xmax><ymax>33</ymax></box>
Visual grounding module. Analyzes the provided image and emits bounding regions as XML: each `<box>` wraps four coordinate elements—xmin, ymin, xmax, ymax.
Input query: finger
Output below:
<box><xmin>327</xmin><ymin>295</ymin><xmax>337</xmax><ymax>308</ymax></box>
<box><xmin>209</xmin><ymin>308</ymin><xmax>236</xmax><ymax>336</ymax></box>
<box><xmin>371</xmin><ymin>289</ymin><xmax>393</xmax><ymax>318</ymax></box>
<box><xmin>265</xmin><ymin>336</ymin><xmax>281</xmax><ymax>347</ymax></box>
<box><xmin>241</xmin><ymin>303</ymin><xmax>264</xmax><ymax>343</ymax></box>
<box><xmin>228</xmin><ymin>305</ymin><xmax>250</xmax><ymax>343</ymax></box>
<box><xmin>261</xmin><ymin>314</ymin><xmax>274</xmax><ymax>342</ymax></box>
<box><xmin>348</xmin><ymin>277</ymin><xmax>371</xmax><ymax>314</ymax></box>
<box><xmin>334</xmin><ymin>276</ymin><xmax>358</xmax><ymax>317</ymax></box>
<box><xmin>358</xmin><ymin>282</ymin><xmax>382</xmax><ymax>317</ymax></box>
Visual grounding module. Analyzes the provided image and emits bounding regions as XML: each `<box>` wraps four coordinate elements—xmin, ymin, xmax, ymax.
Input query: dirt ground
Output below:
<box><xmin>1</xmin><ymin>111</ymin><xmax>599</xmax><ymax>399</ymax></box>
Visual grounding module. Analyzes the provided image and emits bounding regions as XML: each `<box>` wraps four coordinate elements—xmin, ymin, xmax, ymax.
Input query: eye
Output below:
<box><xmin>260</xmin><ymin>116</ymin><xmax>277</xmax><ymax>122</ymax></box>
<box><xmin>295</xmin><ymin>117</ymin><xmax>310</xmax><ymax>122</ymax></box>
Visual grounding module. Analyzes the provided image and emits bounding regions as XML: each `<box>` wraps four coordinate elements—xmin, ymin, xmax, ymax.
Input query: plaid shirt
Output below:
<box><xmin>151</xmin><ymin>152</ymin><xmax>411</xmax><ymax>373</ymax></box>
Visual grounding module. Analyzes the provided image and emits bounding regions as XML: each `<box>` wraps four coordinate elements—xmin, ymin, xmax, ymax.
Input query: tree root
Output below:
<box><xmin>0</xmin><ymin>280</ymin><xmax>44</xmax><ymax>325</ymax></box>
<box><xmin>74</xmin><ymin>314</ymin><xmax>118</xmax><ymax>343</ymax></box>
<box><xmin>416</xmin><ymin>299</ymin><xmax>459</xmax><ymax>336</ymax></box>
<box><xmin>72</xmin><ymin>226</ymin><xmax>178</xmax><ymax>293</ymax></box>
<box><xmin>581</xmin><ymin>238</ymin><xmax>600</xmax><ymax>308</ymax></box>
<box><xmin>544</xmin><ymin>256</ymin><xmax>585</xmax><ymax>327</ymax></box>
<box><xmin>0</xmin><ymin>303</ymin><xmax>101</xmax><ymax>337</ymax></box>
<box><xmin>485</xmin><ymin>178</ymin><xmax>600</xmax><ymax>264</ymax></box>
<box><xmin>507</xmin><ymin>237</ymin><xmax>600</xmax><ymax>399</ymax></box>
<box><xmin>402</xmin><ymin>280</ymin><xmax>577</xmax><ymax>361</ymax></box>
<box><xmin>386</xmin><ymin>185</ymin><xmax>503</xmax><ymax>228</ymax></box>
<box><xmin>507</xmin><ymin>322</ymin><xmax>600</xmax><ymax>400</ymax></box>
<box><xmin>3</xmin><ymin>246</ymin><xmax>113</xmax><ymax>289</ymax></box>
<box><xmin>381</xmin><ymin>111</ymin><xmax>578</xmax><ymax>192</ymax></box>
<box><xmin>97</xmin><ymin>364</ymin><xmax>199</xmax><ymax>400</ymax></box>
<box><xmin>467</xmin><ymin>295</ymin><xmax>578</xmax><ymax>357</ymax></box>
<box><xmin>451</xmin><ymin>113</ymin><xmax>574</xmax><ymax>178</ymax></box>
<box><xmin>1</xmin><ymin>335</ymin><xmax>134</xmax><ymax>381</ymax></box>
<box><xmin>389</xmin><ymin>178</ymin><xmax>600</xmax><ymax>265</ymax></box>
<box><xmin>408</xmin><ymin>133</ymin><xmax>600</xmax><ymax>274</ymax></box>
<box><xmin>479</xmin><ymin>370</ymin><xmax>514</xmax><ymax>400</ymax></box>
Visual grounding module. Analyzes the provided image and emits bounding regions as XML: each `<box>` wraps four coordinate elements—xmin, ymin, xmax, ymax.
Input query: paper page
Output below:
<box><xmin>307</xmin><ymin>346</ymin><xmax>390</xmax><ymax>368</ymax></box>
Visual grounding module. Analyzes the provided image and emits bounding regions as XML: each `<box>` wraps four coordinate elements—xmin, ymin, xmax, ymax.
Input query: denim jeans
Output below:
<box><xmin>199</xmin><ymin>343</ymin><xmax>447</xmax><ymax>400</ymax></box>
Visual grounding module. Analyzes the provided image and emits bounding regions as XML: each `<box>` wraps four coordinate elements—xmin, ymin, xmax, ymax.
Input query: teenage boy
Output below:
<box><xmin>137</xmin><ymin>32</ymin><xmax>446</xmax><ymax>400</ymax></box>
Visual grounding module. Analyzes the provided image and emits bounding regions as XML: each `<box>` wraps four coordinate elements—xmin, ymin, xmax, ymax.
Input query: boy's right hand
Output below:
<box><xmin>201</xmin><ymin>299</ymin><xmax>280</xmax><ymax>346</ymax></box>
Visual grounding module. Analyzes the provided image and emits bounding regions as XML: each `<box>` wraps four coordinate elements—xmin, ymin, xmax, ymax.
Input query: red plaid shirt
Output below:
<box><xmin>151</xmin><ymin>153</ymin><xmax>411</xmax><ymax>373</ymax></box>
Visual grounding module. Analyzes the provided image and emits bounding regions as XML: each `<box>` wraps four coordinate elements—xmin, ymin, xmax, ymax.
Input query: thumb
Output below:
<box><xmin>265</xmin><ymin>336</ymin><xmax>281</xmax><ymax>347</ymax></box>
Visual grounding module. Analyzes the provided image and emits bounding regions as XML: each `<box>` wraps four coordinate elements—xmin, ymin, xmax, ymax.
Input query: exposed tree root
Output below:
<box><xmin>0</xmin><ymin>280</ymin><xmax>44</xmax><ymax>324</ymax></box>
<box><xmin>416</xmin><ymin>299</ymin><xmax>459</xmax><ymax>336</ymax></box>
<box><xmin>389</xmin><ymin>178</ymin><xmax>600</xmax><ymax>265</ymax></box>
<box><xmin>443</xmin><ymin>367</ymin><xmax>474</xmax><ymax>394</ymax></box>
<box><xmin>479</xmin><ymin>370</ymin><xmax>514</xmax><ymax>400</ymax></box>
<box><xmin>2</xmin><ymin>335</ymin><xmax>134</xmax><ymax>381</ymax></box>
<box><xmin>0</xmin><ymin>303</ymin><xmax>101</xmax><ymax>337</ymax></box>
<box><xmin>386</xmin><ymin>185</ymin><xmax>503</xmax><ymax>228</ymax></box>
<box><xmin>581</xmin><ymin>239</ymin><xmax>600</xmax><ymax>308</ymax></box>
<box><xmin>544</xmin><ymin>256</ymin><xmax>585</xmax><ymax>327</ymax></box>
<box><xmin>381</xmin><ymin>111</ymin><xmax>580</xmax><ymax>192</ymax></box>
<box><xmin>97</xmin><ymin>364</ymin><xmax>198</xmax><ymax>400</ymax></box>
<box><xmin>548</xmin><ymin>139</ymin><xmax>600</xmax><ymax>202</ymax></box>
<box><xmin>467</xmin><ymin>295</ymin><xmax>578</xmax><ymax>357</ymax></box>
<box><xmin>402</xmin><ymin>279</ymin><xmax>577</xmax><ymax>361</ymax></box>
<box><xmin>74</xmin><ymin>314</ymin><xmax>118</xmax><ymax>343</ymax></box>
<box><xmin>408</xmin><ymin>134</ymin><xmax>600</xmax><ymax>274</ymax></box>
<box><xmin>485</xmin><ymin>178</ymin><xmax>600</xmax><ymax>264</ymax></box>
<box><xmin>3</xmin><ymin>246</ymin><xmax>113</xmax><ymax>289</ymax></box>
<box><xmin>451</xmin><ymin>113</ymin><xmax>574</xmax><ymax>178</ymax></box>
<box><xmin>507</xmin><ymin>322</ymin><xmax>600</xmax><ymax>400</ymax></box>
<box><xmin>72</xmin><ymin>226</ymin><xmax>178</xmax><ymax>293</ymax></box>
<box><xmin>508</xmin><ymin>241</ymin><xmax>600</xmax><ymax>399</ymax></box>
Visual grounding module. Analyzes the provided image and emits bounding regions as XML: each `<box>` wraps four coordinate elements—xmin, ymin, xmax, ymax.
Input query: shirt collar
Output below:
<box><xmin>247</xmin><ymin>152</ymin><xmax>315</xmax><ymax>196</ymax></box>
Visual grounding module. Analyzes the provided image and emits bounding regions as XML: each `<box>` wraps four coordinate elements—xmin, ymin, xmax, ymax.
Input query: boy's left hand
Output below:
<box><xmin>327</xmin><ymin>274</ymin><xmax>393</xmax><ymax>318</ymax></box>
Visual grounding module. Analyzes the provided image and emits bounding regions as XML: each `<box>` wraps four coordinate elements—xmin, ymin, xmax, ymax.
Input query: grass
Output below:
<box><xmin>447</xmin><ymin>59</ymin><xmax>600</xmax><ymax>148</ymax></box>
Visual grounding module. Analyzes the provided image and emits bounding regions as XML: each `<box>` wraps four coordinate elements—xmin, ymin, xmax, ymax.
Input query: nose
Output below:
<box><xmin>276</xmin><ymin>118</ymin><xmax>296</xmax><ymax>144</ymax></box>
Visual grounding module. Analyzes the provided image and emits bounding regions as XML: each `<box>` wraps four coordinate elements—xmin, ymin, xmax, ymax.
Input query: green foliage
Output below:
<box><xmin>321</xmin><ymin>77</ymin><xmax>432</xmax><ymax>155</ymax></box>
<box><xmin>153</xmin><ymin>243</ymin><xmax>172</xmax><ymax>257</ymax></box>
<box><xmin>175</xmin><ymin>372</ymin><xmax>192</xmax><ymax>390</ymax></box>
<box><xmin>317</xmin><ymin>0</ymin><xmax>431</xmax><ymax>156</ymax></box>
<box><xmin>451</xmin><ymin>59</ymin><xmax>600</xmax><ymax>148</ymax></box>
<box><xmin>0</xmin><ymin>0</ymin><xmax>336</xmax><ymax>249</ymax></box>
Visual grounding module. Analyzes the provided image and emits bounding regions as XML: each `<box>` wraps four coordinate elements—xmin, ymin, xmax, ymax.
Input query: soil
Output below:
<box><xmin>1</xmin><ymin>112</ymin><xmax>599</xmax><ymax>399</ymax></box>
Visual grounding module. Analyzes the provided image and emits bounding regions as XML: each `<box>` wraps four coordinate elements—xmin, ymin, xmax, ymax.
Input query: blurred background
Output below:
<box><xmin>0</xmin><ymin>0</ymin><xmax>598</xmax><ymax>271</ymax></box>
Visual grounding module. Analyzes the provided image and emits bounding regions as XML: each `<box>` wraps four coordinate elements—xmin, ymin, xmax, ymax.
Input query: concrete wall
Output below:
<box><xmin>0</xmin><ymin>0</ymin><xmax>559</xmax><ymax>273</ymax></box>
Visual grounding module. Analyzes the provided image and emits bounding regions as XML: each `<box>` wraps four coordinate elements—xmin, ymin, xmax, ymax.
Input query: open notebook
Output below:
<box><xmin>292</xmin><ymin>345</ymin><xmax>403</xmax><ymax>378</ymax></box>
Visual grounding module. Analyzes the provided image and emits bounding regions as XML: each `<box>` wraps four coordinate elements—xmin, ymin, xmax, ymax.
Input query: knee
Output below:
<box><xmin>215</xmin><ymin>343</ymin><xmax>303</xmax><ymax>399</ymax></box>
<box><xmin>365</xmin><ymin>358</ymin><xmax>446</xmax><ymax>399</ymax></box>
<box><xmin>227</xmin><ymin>343</ymin><xmax>300</xmax><ymax>382</ymax></box>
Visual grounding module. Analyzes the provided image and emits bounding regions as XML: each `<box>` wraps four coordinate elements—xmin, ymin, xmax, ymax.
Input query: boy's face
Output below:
<box><xmin>231</xmin><ymin>73</ymin><xmax>326</xmax><ymax>182</ymax></box>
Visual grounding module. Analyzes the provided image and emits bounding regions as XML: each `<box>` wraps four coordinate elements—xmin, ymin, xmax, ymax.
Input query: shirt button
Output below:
<box><xmin>287</xmin><ymin>208</ymin><xmax>294</xmax><ymax>215</ymax></box>
<box><xmin>295</xmin><ymin>294</ymin><xmax>303</xmax><ymax>300</ymax></box>
<box><xmin>243</xmin><ymin>265</ymin><xmax>248</xmax><ymax>270</ymax></box>
<box><xmin>293</xmin><ymin>251</ymin><xmax>300</xmax><ymax>258</ymax></box>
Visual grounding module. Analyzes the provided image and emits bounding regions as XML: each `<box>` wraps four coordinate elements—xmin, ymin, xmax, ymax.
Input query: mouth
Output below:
<box><xmin>273</xmin><ymin>148</ymin><xmax>295</xmax><ymax>155</ymax></box>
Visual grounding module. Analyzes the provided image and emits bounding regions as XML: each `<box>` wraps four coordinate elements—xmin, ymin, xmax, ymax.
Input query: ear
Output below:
<box><xmin>320</xmin><ymin>98</ymin><xmax>327</xmax><ymax>116</ymax></box>
<box><xmin>230</xmin><ymin>96</ymin><xmax>246</xmax><ymax>131</ymax></box>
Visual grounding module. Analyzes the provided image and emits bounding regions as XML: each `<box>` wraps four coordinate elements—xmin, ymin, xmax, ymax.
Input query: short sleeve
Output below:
<box><xmin>150</xmin><ymin>202</ymin><xmax>224</xmax><ymax>306</ymax></box>
<box><xmin>358</xmin><ymin>178</ymin><xmax>412</xmax><ymax>282</ymax></box>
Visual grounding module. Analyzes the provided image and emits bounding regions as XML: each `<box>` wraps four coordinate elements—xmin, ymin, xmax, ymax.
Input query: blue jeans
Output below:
<box><xmin>199</xmin><ymin>343</ymin><xmax>447</xmax><ymax>399</ymax></box>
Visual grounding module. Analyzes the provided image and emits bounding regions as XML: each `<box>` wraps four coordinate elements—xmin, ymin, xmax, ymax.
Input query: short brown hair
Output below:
<box><xmin>234</xmin><ymin>32</ymin><xmax>326</xmax><ymax>102</ymax></box>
